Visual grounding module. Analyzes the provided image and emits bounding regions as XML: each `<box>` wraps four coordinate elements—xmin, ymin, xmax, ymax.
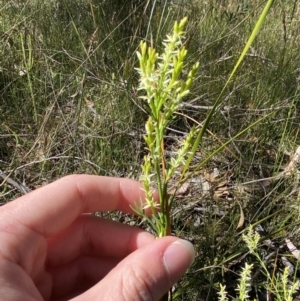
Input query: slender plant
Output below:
<box><xmin>135</xmin><ymin>3</ymin><xmax>275</xmax><ymax>299</ymax></box>
<box><xmin>135</xmin><ymin>0</ymin><xmax>275</xmax><ymax>239</ymax></box>
<box><xmin>20</xmin><ymin>33</ymin><xmax>37</xmax><ymax>123</ymax></box>
<box><xmin>218</xmin><ymin>226</ymin><xmax>300</xmax><ymax>301</ymax></box>
<box><xmin>135</xmin><ymin>17</ymin><xmax>199</xmax><ymax>237</ymax></box>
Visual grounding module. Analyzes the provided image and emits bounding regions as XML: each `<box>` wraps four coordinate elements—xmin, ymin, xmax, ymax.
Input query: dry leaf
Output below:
<box><xmin>286</xmin><ymin>238</ymin><xmax>300</xmax><ymax>259</ymax></box>
<box><xmin>284</xmin><ymin>146</ymin><xmax>300</xmax><ymax>175</ymax></box>
<box><xmin>204</xmin><ymin>168</ymin><xmax>220</xmax><ymax>182</ymax></box>
<box><xmin>168</xmin><ymin>182</ymin><xmax>190</xmax><ymax>196</ymax></box>
<box><xmin>217</xmin><ymin>180</ymin><xmax>228</xmax><ymax>189</ymax></box>
<box><xmin>236</xmin><ymin>201</ymin><xmax>245</xmax><ymax>229</ymax></box>
<box><xmin>177</xmin><ymin>182</ymin><xmax>190</xmax><ymax>195</ymax></box>
<box><xmin>85</xmin><ymin>98</ymin><xmax>95</xmax><ymax>107</ymax></box>
<box><xmin>281</xmin><ymin>256</ymin><xmax>294</xmax><ymax>276</ymax></box>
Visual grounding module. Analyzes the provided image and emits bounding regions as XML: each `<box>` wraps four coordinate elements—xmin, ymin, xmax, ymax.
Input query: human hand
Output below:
<box><xmin>0</xmin><ymin>175</ymin><xmax>194</xmax><ymax>301</ymax></box>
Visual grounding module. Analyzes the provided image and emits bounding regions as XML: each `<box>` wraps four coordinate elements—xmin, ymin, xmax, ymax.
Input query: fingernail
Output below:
<box><xmin>163</xmin><ymin>239</ymin><xmax>195</xmax><ymax>283</ymax></box>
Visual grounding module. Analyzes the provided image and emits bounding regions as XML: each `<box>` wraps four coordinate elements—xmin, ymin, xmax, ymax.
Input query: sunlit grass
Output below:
<box><xmin>1</xmin><ymin>0</ymin><xmax>300</xmax><ymax>300</ymax></box>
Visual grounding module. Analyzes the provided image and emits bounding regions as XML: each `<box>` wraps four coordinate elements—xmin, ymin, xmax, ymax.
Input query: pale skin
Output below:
<box><xmin>0</xmin><ymin>175</ymin><xmax>195</xmax><ymax>301</ymax></box>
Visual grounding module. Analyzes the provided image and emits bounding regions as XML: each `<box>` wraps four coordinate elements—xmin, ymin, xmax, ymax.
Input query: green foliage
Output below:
<box><xmin>218</xmin><ymin>226</ymin><xmax>300</xmax><ymax>301</ymax></box>
<box><xmin>135</xmin><ymin>0</ymin><xmax>274</xmax><ymax>240</ymax></box>
<box><xmin>1</xmin><ymin>1</ymin><xmax>300</xmax><ymax>300</ymax></box>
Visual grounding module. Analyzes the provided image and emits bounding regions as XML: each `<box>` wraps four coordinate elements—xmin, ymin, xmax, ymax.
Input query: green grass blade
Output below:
<box><xmin>181</xmin><ymin>0</ymin><xmax>275</xmax><ymax>178</ymax></box>
<box><xmin>171</xmin><ymin>111</ymin><xmax>274</xmax><ymax>202</ymax></box>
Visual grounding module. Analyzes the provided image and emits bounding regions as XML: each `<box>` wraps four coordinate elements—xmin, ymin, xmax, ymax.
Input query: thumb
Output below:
<box><xmin>77</xmin><ymin>236</ymin><xmax>195</xmax><ymax>301</ymax></box>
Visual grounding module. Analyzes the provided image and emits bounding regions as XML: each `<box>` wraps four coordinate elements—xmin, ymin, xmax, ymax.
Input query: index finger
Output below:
<box><xmin>0</xmin><ymin>175</ymin><xmax>148</xmax><ymax>237</ymax></box>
